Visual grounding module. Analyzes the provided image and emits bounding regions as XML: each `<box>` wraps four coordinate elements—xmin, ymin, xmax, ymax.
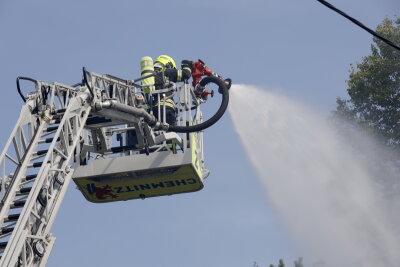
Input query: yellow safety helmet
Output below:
<box><xmin>154</xmin><ymin>55</ymin><xmax>176</xmax><ymax>71</ymax></box>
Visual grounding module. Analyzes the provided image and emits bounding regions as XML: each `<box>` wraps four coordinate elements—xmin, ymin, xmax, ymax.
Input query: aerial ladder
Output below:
<box><xmin>0</xmin><ymin>62</ymin><xmax>230</xmax><ymax>266</ymax></box>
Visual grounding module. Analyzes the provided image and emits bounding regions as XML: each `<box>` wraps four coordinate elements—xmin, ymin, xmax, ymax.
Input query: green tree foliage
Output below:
<box><xmin>335</xmin><ymin>17</ymin><xmax>400</xmax><ymax>148</ymax></box>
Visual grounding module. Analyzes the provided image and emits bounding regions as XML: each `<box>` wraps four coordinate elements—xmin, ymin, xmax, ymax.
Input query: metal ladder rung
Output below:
<box><xmin>38</xmin><ymin>137</ymin><xmax>60</xmax><ymax>144</ymax></box>
<box><xmin>0</xmin><ymin>228</ymin><xmax>14</xmax><ymax>235</ymax></box>
<box><xmin>10</xmin><ymin>200</ymin><xmax>25</xmax><ymax>209</ymax></box>
<box><xmin>46</xmin><ymin>126</ymin><xmax>59</xmax><ymax>132</ymax></box>
<box><xmin>35</xmin><ymin>150</ymin><xmax>48</xmax><ymax>156</ymax></box>
<box><xmin>4</xmin><ymin>214</ymin><xmax>20</xmax><ymax>223</ymax></box>
<box><xmin>17</xmin><ymin>187</ymin><xmax>32</xmax><ymax>196</ymax></box>
<box><xmin>0</xmin><ymin>242</ymin><xmax>7</xmax><ymax>249</ymax></box>
<box><xmin>23</xmin><ymin>174</ymin><xmax>37</xmax><ymax>181</ymax></box>
<box><xmin>28</xmin><ymin>162</ymin><xmax>43</xmax><ymax>168</ymax></box>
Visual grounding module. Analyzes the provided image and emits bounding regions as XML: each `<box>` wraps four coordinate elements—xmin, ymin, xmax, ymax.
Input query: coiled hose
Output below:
<box><xmin>168</xmin><ymin>76</ymin><xmax>229</xmax><ymax>133</ymax></box>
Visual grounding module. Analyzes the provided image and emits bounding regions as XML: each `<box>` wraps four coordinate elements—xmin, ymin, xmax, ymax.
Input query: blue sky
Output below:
<box><xmin>0</xmin><ymin>0</ymin><xmax>398</xmax><ymax>266</ymax></box>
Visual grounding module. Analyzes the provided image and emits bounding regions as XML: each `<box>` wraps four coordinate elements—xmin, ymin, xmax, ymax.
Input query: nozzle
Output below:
<box><xmin>224</xmin><ymin>78</ymin><xmax>232</xmax><ymax>90</ymax></box>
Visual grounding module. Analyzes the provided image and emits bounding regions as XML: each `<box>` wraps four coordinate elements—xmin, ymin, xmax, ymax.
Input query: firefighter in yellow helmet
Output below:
<box><xmin>153</xmin><ymin>55</ymin><xmax>192</xmax><ymax>86</ymax></box>
<box><xmin>152</xmin><ymin>55</ymin><xmax>193</xmax><ymax>125</ymax></box>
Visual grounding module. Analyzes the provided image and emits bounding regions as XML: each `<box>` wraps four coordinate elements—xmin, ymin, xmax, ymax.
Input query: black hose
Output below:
<box><xmin>16</xmin><ymin>76</ymin><xmax>38</xmax><ymax>103</ymax></box>
<box><xmin>168</xmin><ymin>76</ymin><xmax>229</xmax><ymax>133</ymax></box>
<box><xmin>224</xmin><ymin>78</ymin><xmax>232</xmax><ymax>90</ymax></box>
<box><xmin>82</xmin><ymin>67</ymin><xmax>94</xmax><ymax>97</ymax></box>
<box><xmin>133</xmin><ymin>73</ymin><xmax>155</xmax><ymax>83</ymax></box>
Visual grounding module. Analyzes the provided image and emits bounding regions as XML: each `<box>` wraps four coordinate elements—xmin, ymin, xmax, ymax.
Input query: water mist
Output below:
<box><xmin>229</xmin><ymin>84</ymin><xmax>400</xmax><ymax>267</ymax></box>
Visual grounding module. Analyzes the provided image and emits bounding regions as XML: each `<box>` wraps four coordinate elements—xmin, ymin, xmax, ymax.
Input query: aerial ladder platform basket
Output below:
<box><xmin>0</xmin><ymin>65</ymin><xmax>229</xmax><ymax>266</ymax></box>
<box><xmin>73</xmin><ymin>132</ymin><xmax>205</xmax><ymax>202</ymax></box>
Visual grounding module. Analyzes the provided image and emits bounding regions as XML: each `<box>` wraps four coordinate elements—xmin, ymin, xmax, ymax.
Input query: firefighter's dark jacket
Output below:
<box><xmin>154</xmin><ymin>60</ymin><xmax>192</xmax><ymax>88</ymax></box>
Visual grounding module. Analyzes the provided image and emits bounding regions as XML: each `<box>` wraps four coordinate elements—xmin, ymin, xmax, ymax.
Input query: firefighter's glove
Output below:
<box><xmin>181</xmin><ymin>60</ymin><xmax>193</xmax><ymax>72</ymax></box>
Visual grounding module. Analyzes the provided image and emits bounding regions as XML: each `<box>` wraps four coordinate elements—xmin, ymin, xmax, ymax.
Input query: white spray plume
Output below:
<box><xmin>229</xmin><ymin>84</ymin><xmax>400</xmax><ymax>267</ymax></box>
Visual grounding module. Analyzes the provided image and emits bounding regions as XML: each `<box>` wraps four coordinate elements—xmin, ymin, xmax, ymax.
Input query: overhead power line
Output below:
<box><xmin>316</xmin><ymin>0</ymin><xmax>400</xmax><ymax>52</ymax></box>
